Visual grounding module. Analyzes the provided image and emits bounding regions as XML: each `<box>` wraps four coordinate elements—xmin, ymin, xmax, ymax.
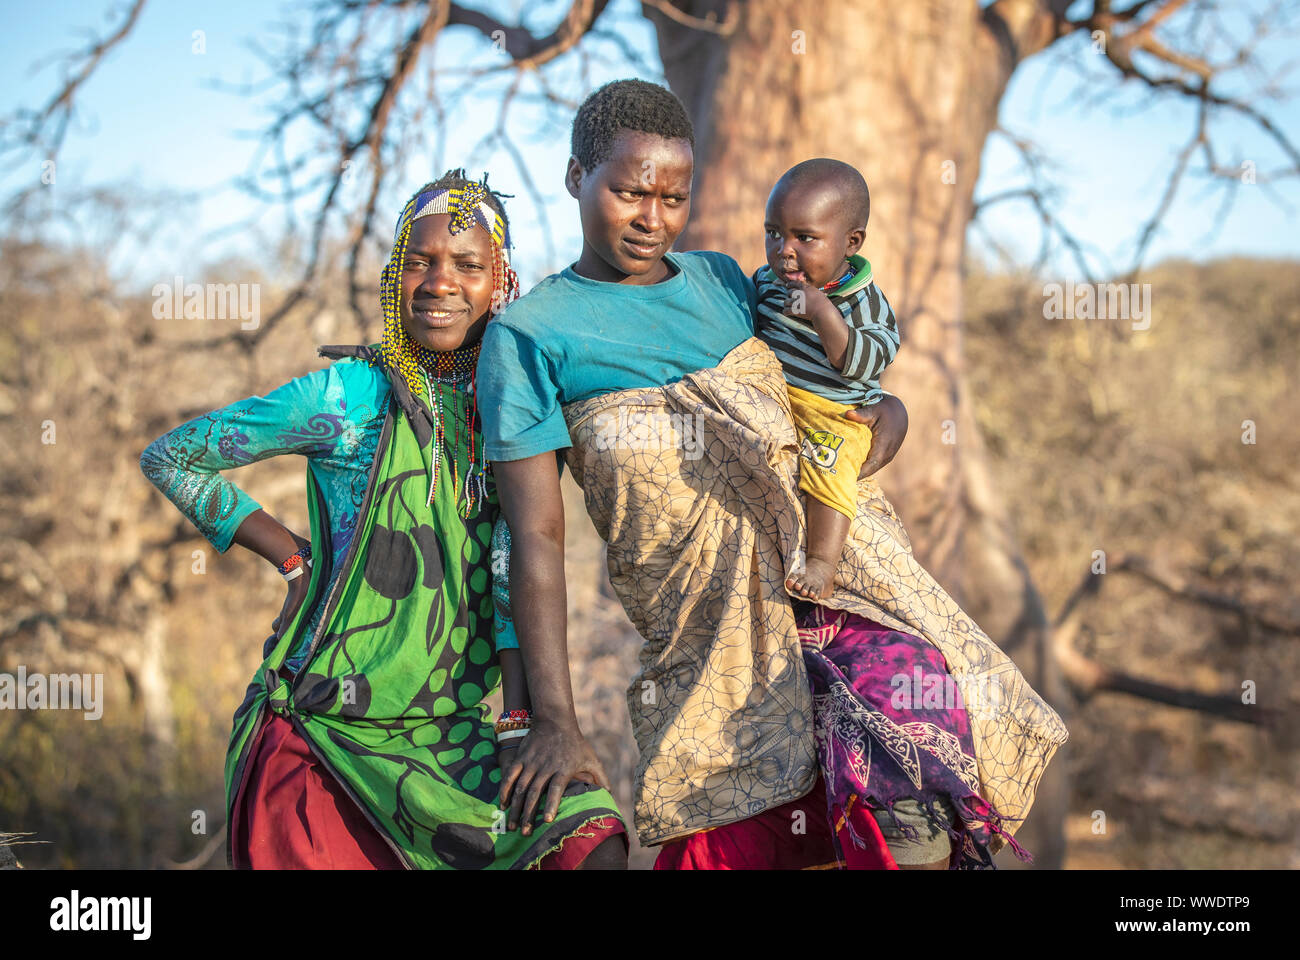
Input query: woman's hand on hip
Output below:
<box><xmin>845</xmin><ymin>393</ymin><xmax>908</xmax><ymax>479</ymax></box>
<box><xmin>270</xmin><ymin>564</ymin><xmax>313</xmax><ymax>640</ymax></box>
<box><xmin>268</xmin><ymin>530</ymin><xmax>313</xmax><ymax>639</ymax></box>
<box><xmin>497</xmin><ymin>716</ymin><xmax>611</xmax><ymax>836</ymax></box>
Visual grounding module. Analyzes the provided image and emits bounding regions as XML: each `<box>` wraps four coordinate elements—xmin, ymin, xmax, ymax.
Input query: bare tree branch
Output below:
<box><xmin>1049</xmin><ymin>551</ymin><xmax>1292</xmax><ymax>725</ymax></box>
<box><xmin>449</xmin><ymin>0</ymin><xmax>613</xmax><ymax>67</ymax></box>
<box><xmin>972</xmin><ymin>127</ymin><xmax>1104</xmax><ymax>281</ymax></box>
<box><xmin>0</xmin><ymin>0</ymin><xmax>147</xmax><ymax>159</ymax></box>
<box><xmin>974</xmin><ymin>2</ymin><xmax>1298</xmax><ymax>276</ymax></box>
<box><xmin>639</xmin><ymin>0</ymin><xmax>739</xmax><ymax>37</ymax></box>
<box><xmin>1110</xmin><ymin>553</ymin><xmax>1300</xmax><ymax>636</ymax></box>
<box><xmin>170</xmin><ymin>0</ymin><xmax>615</xmax><ymax>351</ymax></box>
<box><xmin>1075</xmin><ymin>2</ymin><xmax>1300</xmax><ymax>272</ymax></box>
<box><xmin>1129</xmin><ymin>96</ymin><xmax>1207</xmax><ymax>274</ymax></box>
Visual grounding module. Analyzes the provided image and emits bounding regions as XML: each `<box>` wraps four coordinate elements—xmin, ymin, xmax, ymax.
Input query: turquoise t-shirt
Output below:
<box><xmin>477</xmin><ymin>250</ymin><xmax>758</xmax><ymax>461</ymax></box>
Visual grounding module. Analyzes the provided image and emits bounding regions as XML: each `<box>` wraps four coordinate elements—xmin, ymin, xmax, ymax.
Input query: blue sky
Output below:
<box><xmin>1</xmin><ymin>0</ymin><xmax>1296</xmax><ymax>290</ymax></box>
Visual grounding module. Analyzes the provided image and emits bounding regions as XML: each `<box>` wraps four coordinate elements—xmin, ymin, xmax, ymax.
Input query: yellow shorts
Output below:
<box><xmin>786</xmin><ymin>385</ymin><xmax>873</xmax><ymax>521</ymax></box>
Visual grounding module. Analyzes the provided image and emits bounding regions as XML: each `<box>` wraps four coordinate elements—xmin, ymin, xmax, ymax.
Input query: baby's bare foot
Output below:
<box><xmin>786</xmin><ymin>557</ymin><xmax>837</xmax><ymax>600</ymax></box>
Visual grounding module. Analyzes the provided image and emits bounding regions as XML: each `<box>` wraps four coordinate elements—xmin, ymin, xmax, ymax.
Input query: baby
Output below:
<box><xmin>752</xmin><ymin>158</ymin><xmax>900</xmax><ymax>600</ymax></box>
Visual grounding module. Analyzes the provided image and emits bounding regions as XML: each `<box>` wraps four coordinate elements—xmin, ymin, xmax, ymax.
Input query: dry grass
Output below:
<box><xmin>964</xmin><ymin>259</ymin><xmax>1300</xmax><ymax>868</ymax></box>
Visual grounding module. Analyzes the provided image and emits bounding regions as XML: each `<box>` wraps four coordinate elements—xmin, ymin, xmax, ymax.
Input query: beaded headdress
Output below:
<box><xmin>399</xmin><ymin>181</ymin><xmax>511</xmax><ymax>249</ymax></box>
<box><xmin>376</xmin><ymin>172</ymin><xmax>521</xmax><ymax>516</ymax></box>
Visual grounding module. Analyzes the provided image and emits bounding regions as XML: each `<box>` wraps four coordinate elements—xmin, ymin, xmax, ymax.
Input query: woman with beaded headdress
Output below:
<box><xmin>140</xmin><ymin>169</ymin><xmax>628</xmax><ymax>869</ymax></box>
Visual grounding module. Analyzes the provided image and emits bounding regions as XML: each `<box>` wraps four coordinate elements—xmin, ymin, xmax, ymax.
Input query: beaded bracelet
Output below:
<box><xmin>494</xmin><ymin>710</ymin><xmax>530</xmax><ymax>733</ymax></box>
<box><xmin>277</xmin><ymin>544</ymin><xmax>313</xmax><ymax>581</ymax></box>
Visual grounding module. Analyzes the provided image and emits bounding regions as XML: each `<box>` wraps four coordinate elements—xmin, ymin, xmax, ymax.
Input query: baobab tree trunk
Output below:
<box><xmin>650</xmin><ymin>0</ymin><xmax>1073</xmax><ymax>867</ymax></box>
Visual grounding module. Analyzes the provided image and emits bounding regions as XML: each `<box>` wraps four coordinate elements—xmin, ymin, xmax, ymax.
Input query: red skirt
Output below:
<box><xmin>230</xmin><ymin>713</ymin><xmax>625</xmax><ymax>870</ymax></box>
<box><xmin>652</xmin><ymin>772</ymin><xmax>897</xmax><ymax>870</ymax></box>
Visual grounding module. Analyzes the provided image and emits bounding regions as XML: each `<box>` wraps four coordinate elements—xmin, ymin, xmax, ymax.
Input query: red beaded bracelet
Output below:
<box><xmin>277</xmin><ymin>545</ymin><xmax>313</xmax><ymax>581</ymax></box>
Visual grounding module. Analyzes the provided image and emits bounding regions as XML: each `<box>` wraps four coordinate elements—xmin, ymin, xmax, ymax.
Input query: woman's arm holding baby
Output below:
<box><xmin>846</xmin><ymin>393</ymin><xmax>908</xmax><ymax>478</ymax></box>
<box><xmin>780</xmin><ymin>279</ymin><xmax>907</xmax><ymax>478</ymax></box>
<box><xmin>778</xmin><ymin>277</ymin><xmax>908</xmax><ymax>477</ymax></box>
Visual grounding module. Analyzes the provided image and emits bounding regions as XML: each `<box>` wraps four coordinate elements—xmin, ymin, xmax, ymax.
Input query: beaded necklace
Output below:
<box><xmin>820</xmin><ymin>261</ymin><xmax>855</xmax><ymax>294</ymax></box>
<box><xmin>416</xmin><ymin>339</ymin><xmax>485</xmax><ymax>517</ymax></box>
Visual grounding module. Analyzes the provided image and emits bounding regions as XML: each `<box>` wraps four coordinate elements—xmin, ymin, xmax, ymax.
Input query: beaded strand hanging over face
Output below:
<box><xmin>375</xmin><ymin>175</ymin><xmax>521</xmax><ymax>518</ymax></box>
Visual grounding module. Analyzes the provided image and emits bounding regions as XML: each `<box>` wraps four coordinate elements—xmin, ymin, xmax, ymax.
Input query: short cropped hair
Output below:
<box><xmin>571</xmin><ymin>79</ymin><xmax>695</xmax><ymax>171</ymax></box>
<box><xmin>776</xmin><ymin>158</ymin><xmax>871</xmax><ymax>228</ymax></box>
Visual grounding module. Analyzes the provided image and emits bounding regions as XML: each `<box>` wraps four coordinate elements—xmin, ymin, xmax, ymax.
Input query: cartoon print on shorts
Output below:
<box><xmin>801</xmin><ymin>428</ymin><xmax>844</xmax><ymax>472</ymax></box>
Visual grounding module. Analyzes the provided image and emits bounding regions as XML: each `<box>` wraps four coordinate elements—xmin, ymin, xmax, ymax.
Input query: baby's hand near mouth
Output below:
<box><xmin>774</xmin><ymin>280</ymin><xmax>837</xmax><ymax>325</ymax></box>
<box><xmin>776</xmin><ymin>275</ymin><xmax>850</xmax><ymax>369</ymax></box>
<box><xmin>781</xmin><ymin>278</ymin><xmax>834</xmax><ymax>324</ymax></box>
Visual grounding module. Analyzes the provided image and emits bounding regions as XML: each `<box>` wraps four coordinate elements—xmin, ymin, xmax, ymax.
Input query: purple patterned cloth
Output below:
<box><xmin>797</xmin><ymin>602</ymin><xmax>1032</xmax><ymax>869</ymax></box>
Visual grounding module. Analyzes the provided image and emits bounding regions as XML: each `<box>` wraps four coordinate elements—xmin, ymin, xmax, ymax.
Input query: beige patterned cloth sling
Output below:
<box><xmin>561</xmin><ymin>337</ymin><xmax>1068</xmax><ymax>848</ymax></box>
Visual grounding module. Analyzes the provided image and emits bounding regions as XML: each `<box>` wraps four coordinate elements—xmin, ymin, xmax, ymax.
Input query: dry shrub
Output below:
<box><xmin>965</xmin><ymin>259</ymin><xmax>1300</xmax><ymax>867</ymax></box>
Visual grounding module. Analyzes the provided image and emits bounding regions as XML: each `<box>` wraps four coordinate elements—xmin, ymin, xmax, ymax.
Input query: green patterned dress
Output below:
<box><xmin>144</xmin><ymin>343</ymin><xmax>624</xmax><ymax>868</ymax></box>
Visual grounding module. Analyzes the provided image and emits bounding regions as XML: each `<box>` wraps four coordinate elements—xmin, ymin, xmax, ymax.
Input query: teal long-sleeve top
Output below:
<box><xmin>139</xmin><ymin>355</ymin><xmax>517</xmax><ymax>672</ymax></box>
